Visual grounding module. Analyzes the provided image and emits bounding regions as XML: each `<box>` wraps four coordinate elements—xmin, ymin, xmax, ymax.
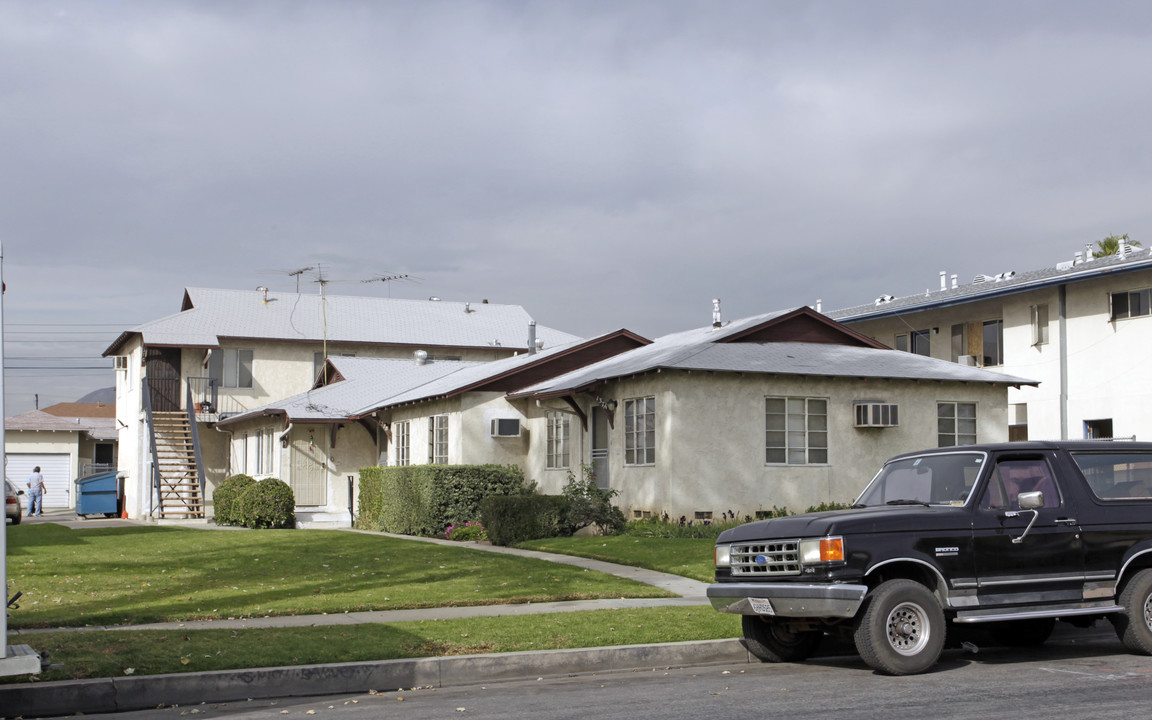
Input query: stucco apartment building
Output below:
<box><xmin>828</xmin><ymin>241</ymin><xmax>1152</xmax><ymax>444</ymax></box>
<box><xmin>103</xmin><ymin>287</ymin><xmax>579</xmax><ymax>523</ymax></box>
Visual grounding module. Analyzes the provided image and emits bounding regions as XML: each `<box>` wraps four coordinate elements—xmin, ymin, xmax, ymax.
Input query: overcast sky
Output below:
<box><xmin>3</xmin><ymin>1</ymin><xmax>1152</xmax><ymax>414</ymax></box>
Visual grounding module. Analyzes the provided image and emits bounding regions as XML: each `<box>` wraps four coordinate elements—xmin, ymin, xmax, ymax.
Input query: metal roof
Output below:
<box><xmin>104</xmin><ymin>287</ymin><xmax>581</xmax><ymax>355</ymax></box>
<box><xmin>828</xmin><ymin>246</ymin><xmax>1152</xmax><ymax>322</ymax></box>
<box><xmin>516</xmin><ymin>310</ymin><xmax>1036</xmax><ymax>398</ymax></box>
<box><xmin>220</xmin><ymin>340</ymin><xmax>586</xmax><ymax>424</ymax></box>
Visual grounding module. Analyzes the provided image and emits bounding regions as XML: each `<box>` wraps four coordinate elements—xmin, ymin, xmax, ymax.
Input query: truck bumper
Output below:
<box><xmin>707</xmin><ymin>582</ymin><xmax>868</xmax><ymax>618</ymax></box>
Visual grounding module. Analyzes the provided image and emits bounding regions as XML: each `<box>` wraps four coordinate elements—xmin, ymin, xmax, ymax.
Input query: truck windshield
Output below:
<box><xmin>855</xmin><ymin>452</ymin><xmax>986</xmax><ymax>507</ymax></box>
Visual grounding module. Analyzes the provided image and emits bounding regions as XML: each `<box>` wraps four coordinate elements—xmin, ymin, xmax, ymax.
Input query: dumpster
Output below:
<box><xmin>74</xmin><ymin>471</ymin><xmax>121</xmax><ymax>518</ymax></box>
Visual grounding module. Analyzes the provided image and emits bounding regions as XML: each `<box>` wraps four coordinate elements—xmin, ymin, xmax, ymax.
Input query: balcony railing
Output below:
<box><xmin>187</xmin><ymin>377</ymin><xmax>248</xmax><ymax>422</ymax></box>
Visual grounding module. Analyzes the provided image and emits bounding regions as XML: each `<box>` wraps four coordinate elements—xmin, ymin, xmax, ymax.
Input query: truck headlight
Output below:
<box><xmin>800</xmin><ymin>536</ymin><xmax>844</xmax><ymax>565</ymax></box>
<box><xmin>715</xmin><ymin>544</ymin><xmax>731</xmax><ymax>568</ymax></box>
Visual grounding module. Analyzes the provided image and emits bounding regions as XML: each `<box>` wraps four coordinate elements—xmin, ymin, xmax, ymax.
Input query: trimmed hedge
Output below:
<box><xmin>356</xmin><ymin>464</ymin><xmax>526</xmax><ymax>536</ymax></box>
<box><xmin>212</xmin><ymin>474</ymin><xmax>255</xmax><ymax>527</ymax></box>
<box><xmin>481</xmin><ymin>494</ymin><xmax>570</xmax><ymax>546</ymax></box>
<box><xmin>237</xmin><ymin>478</ymin><xmax>296</xmax><ymax>529</ymax></box>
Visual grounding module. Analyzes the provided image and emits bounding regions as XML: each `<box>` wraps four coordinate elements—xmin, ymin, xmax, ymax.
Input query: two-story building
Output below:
<box><xmin>103</xmin><ymin>287</ymin><xmax>579</xmax><ymax>521</ymax></box>
<box><xmin>828</xmin><ymin>241</ymin><xmax>1152</xmax><ymax>444</ymax></box>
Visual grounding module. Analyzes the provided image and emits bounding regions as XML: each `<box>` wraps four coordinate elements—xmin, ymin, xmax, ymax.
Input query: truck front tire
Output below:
<box><xmin>741</xmin><ymin>615</ymin><xmax>823</xmax><ymax>663</ymax></box>
<box><xmin>854</xmin><ymin>579</ymin><xmax>945</xmax><ymax>675</ymax></box>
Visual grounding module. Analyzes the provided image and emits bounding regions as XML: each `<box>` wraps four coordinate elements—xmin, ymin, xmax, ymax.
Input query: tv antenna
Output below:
<box><xmin>287</xmin><ymin>266</ymin><xmax>316</xmax><ymax>293</ymax></box>
<box><xmin>361</xmin><ymin>272</ymin><xmax>419</xmax><ymax>297</ymax></box>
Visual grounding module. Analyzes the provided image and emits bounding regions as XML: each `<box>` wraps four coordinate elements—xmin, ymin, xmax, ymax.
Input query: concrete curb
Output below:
<box><xmin>0</xmin><ymin>639</ymin><xmax>750</xmax><ymax>718</ymax></box>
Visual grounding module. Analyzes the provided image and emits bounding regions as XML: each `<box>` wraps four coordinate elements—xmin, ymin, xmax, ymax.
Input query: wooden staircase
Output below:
<box><xmin>151</xmin><ymin>411</ymin><xmax>205</xmax><ymax>519</ymax></box>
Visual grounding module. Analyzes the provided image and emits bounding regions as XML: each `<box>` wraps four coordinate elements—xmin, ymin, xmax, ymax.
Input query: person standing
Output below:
<box><xmin>27</xmin><ymin>465</ymin><xmax>45</xmax><ymax>516</ymax></box>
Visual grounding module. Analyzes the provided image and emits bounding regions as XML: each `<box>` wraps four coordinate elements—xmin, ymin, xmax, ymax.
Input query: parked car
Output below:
<box><xmin>5</xmin><ymin>479</ymin><xmax>23</xmax><ymax>524</ymax></box>
<box><xmin>707</xmin><ymin>441</ymin><xmax>1152</xmax><ymax>675</ymax></box>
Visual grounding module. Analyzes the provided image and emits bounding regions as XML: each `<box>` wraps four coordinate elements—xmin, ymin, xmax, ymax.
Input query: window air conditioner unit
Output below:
<box><xmin>113</xmin><ymin>356</ymin><xmax>129</xmax><ymax>370</ymax></box>
<box><xmin>855</xmin><ymin>403</ymin><xmax>899</xmax><ymax>428</ymax></box>
<box><xmin>490</xmin><ymin>418</ymin><xmax>521</xmax><ymax>437</ymax></box>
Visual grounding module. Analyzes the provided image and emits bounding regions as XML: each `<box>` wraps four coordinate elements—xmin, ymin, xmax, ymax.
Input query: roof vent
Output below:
<box><xmin>464</xmin><ymin>302</ymin><xmax>474</xmax><ymax>313</ymax></box>
<box><xmin>995</xmin><ymin>271</ymin><xmax>1016</xmax><ymax>281</ymax></box>
<box><xmin>874</xmin><ymin>295</ymin><xmax>895</xmax><ymax>305</ymax></box>
<box><xmin>973</xmin><ymin>274</ymin><xmax>990</xmax><ymax>284</ymax></box>
<box><xmin>256</xmin><ymin>286</ymin><xmax>269</xmax><ymax>302</ymax></box>
<box><xmin>414</xmin><ymin>350</ymin><xmax>428</xmax><ymax>365</ymax></box>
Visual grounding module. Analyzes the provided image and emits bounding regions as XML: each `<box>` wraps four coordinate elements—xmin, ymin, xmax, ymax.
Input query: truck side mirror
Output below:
<box><xmin>1018</xmin><ymin>491</ymin><xmax>1044</xmax><ymax>510</ymax></box>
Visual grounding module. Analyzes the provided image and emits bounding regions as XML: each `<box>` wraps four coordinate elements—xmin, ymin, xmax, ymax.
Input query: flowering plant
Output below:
<box><xmin>444</xmin><ymin>520</ymin><xmax>487</xmax><ymax>541</ymax></box>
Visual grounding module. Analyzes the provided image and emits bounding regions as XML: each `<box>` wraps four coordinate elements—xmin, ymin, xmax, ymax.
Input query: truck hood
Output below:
<box><xmin>716</xmin><ymin>505</ymin><xmax>969</xmax><ymax>544</ymax></box>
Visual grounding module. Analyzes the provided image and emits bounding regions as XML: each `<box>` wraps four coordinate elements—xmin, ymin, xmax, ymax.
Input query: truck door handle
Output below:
<box><xmin>1055</xmin><ymin>518</ymin><xmax>1077</xmax><ymax>525</ymax></box>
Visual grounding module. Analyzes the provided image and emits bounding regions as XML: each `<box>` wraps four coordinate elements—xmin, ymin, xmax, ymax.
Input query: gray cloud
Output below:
<box><xmin>3</xmin><ymin>1</ymin><xmax>1152</xmax><ymax>411</ymax></box>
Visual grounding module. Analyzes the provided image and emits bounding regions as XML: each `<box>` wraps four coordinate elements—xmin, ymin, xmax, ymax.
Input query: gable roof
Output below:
<box><xmin>828</xmin><ymin>245</ymin><xmax>1152</xmax><ymax>322</ymax></box>
<box><xmin>103</xmin><ymin>287</ymin><xmax>582</xmax><ymax>356</ymax></box>
<box><xmin>5</xmin><ymin>409</ymin><xmax>118</xmax><ymax>441</ymax></box>
<box><xmin>217</xmin><ymin>330</ymin><xmax>650</xmax><ymax>425</ymax></box>
<box><xmin>513</xmin><ymin>307</ymin><xmax>1036</xmax><ymax>399</ymax></box>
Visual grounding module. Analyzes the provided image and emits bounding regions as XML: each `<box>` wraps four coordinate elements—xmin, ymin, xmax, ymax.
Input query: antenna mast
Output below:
<box><xmin>287</xmin><ymin>266</ymin><xmax>315</xmax><ymax>293</ymax></box>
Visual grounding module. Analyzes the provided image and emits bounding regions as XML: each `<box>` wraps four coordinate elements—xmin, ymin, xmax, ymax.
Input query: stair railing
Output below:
<box><xmin>185</xmin><ymin>381</ymin><xmax>207</xmax><ymax>514</ymax></box>
<box><xmin>141</xmin><ymin>376</ymin><xmax>161</xmax><ymax>518</ymax></box>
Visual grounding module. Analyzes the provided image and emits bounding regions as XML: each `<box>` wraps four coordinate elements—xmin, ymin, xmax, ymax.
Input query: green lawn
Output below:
<box><xmin>5</xmin><ymin>524</ymin><xmax>671</xmax><ymax>629</ymax></box>
<box><xmin>5</xmin><ymin>607</ymin><xmax>741</xmax><ymax>683</ymax></box>
<box><xmin>517</xmin><ymin>535</ymin><xmax>718</xmax><ymax>583</ymax></box>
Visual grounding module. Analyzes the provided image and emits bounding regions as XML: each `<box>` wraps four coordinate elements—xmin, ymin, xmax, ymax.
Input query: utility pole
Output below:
<box><xmin>1</xmin><ymin>240</ymin><xmax>42</xmax><ymax>676</ymax></box>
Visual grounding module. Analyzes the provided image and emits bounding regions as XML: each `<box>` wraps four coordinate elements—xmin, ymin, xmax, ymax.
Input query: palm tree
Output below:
<box><xmin>1092</xmin><ymin>233</ymin><xmax>1141</xmax><ymax>258</ymax></box>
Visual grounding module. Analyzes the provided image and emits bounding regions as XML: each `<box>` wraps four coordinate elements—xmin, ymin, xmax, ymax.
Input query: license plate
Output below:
<box><xmin>749</xmin><ymin>597</ymin><xmax>775</xmax><ymax>615</ymax></box>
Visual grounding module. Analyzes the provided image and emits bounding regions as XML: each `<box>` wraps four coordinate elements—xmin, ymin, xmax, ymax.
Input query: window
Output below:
<box><xmin>1111</xmin><ymin>289</ymin><xmax>1152</xmax><ymax>320</ymax></box>
<box><xmin>546</xmin><ymin>412</ymin><xmax>570</xmax><ymax>469</ymax></box>
<box><xmin>766</xmin><ymin>397</ymin><xmax>828</xmax><ymax>464</ymax></box>
<box><xmin>937</xmin><ymin>402</ymin><xmax>977</xmax><ymax>447</ymax></box>
<box><xmin>896</xmin><ymin>331</ymin><xmax>930</xmax><ymax>356</ymax></box>
<box><xmin>1084</xmin><ymin>418</ymin><xmax>1114</xmax><ymax>440</ymax></box>
<box><xmin>624</xmin><ymin>396</ymin><xmax>656</xmax><ymax>466</ymax></box>
<box><xmin>980</xmin><ymin>459</ymin><xmax>1060</xmax><ymax>510</ymax></box>
<box><xmin>394</xmin><ymin>421</ymin><xmax>410</xmax><ymax>466</ymax></box>
<box><xmin>253</xmin><ymin>428</ymin><xmax>274</xmax><ymax>475</ymax></box>
<box><xmin>1031</xmin><ymin>304</ymin><xmax>1049</xmax><ymax>346</ymax></box>
<box><xmin>1009</xmin><ymin>403</ymin><xmax>1029</xmax><ymax>442</ymax></box>
<box><xmin>209</xmin><ymin>348</ymin><xmax>253</xmax><ymax>388</ymax></box>
<box><xmin>981</xmin><ymin>320</ymin><xmax>1003</xmax><ymax>367</ymax></box>
<box><xmin>428</xmin><ymin>415</ymin><xmax>448</xmax><ymax>464</ymax></box>
<box><xmin>1071</xmin><ymin>451</ymin><xmax>1152</xmax><ymax>500</ymax></box>
<box><xmin>950</xmin><ymin>324</ymin><xmax>966</xmax><ymax>363</ymax></box>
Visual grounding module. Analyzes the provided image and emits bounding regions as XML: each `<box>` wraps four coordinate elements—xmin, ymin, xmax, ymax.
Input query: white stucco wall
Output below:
<box><xmin>844</xmin><ymin>267</ymin><xmax>1152</xmax><ymax>443</ymax></box>
<box><xmin>570</xmin><ymin>371</ymin><xmax>1008</xmax><ymax>519</ymax></box>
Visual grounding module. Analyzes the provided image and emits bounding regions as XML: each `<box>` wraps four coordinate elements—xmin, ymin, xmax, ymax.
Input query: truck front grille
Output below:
<box><xmin>730</xmin><ymin>540</ymin><xmax>801</xmax><ymax>577</ymax></box>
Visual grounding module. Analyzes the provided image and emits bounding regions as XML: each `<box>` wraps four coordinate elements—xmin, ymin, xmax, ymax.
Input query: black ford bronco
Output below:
<box><xmin>707</xmin><ymin>441</ymin><xmax>1152</xmax><ymax>675</ymax></box>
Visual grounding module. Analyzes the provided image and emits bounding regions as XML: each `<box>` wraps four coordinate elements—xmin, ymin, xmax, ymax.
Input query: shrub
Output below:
<box><xmin>805</xmin><ymin>501</ymin><xmax>852</xmax><ymax>513</ymax></box>
<box><xmin>623</xmin><ymin>514</ymin><xmax>752</xmax><ymax>539</ymax></box>
<box><xmin>356</xmin><ymin>464</ymin><xmax>525</xmax><ymax>536</ymax></box>
<box><xmin>212</xmin><ymin>474</ymin><xmax>255</xmax><ymax>527</ymax></box>
<box><xmin>560</xmin><ymin>466</ymin><xmax>625</xmax><ymax>535</ymax></box>
<box><xmin>481</xmin><ymin>494</ymin><xmax>569</xmax><ymax>546</ymax></box>
<box><xmin>237</xmin><ymin>478</ymin><xmax>296</xmax><ymax>529</ymax></box>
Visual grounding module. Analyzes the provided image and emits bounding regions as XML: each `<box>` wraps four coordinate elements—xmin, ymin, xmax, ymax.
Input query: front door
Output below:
<box><xmin>591</xmin><ymin>407</ymin><xmax>609</xmax><ymax>490</ymax></box>
<box><xmin>146</xmin><ymin>348</ymin><xmax>182</xmax><ymax>412</ymax></box>
<box><xmin>290</xmin><ymin>430</ymin><xmax>328</xmax><ymax>506</ymax></box>
<box><xmin>971</xmin><ymin>454</ymin><xmax>1084</xmax><ymax>606</ymax></box>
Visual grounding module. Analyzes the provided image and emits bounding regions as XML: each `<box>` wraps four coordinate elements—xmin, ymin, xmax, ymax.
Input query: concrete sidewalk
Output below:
<box><xmin>3</xmin><ymin>516</ymin><xmax>728</xmax><ymax>717</ymax></box>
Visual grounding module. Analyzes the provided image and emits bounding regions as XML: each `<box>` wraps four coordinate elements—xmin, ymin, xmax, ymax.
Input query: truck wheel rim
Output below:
<box><xmin>1144</xmin><ymin>592</ymin><xmax>1152</xmax><ymax>632</ymax></box>
<box><xmin>885</xmin><ymin>601</ymin><xmax>929</xmax><ymax>656</ymax></box>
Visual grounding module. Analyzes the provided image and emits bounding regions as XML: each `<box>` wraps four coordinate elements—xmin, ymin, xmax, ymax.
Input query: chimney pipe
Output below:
<box><xmin>528</xmin><ymin>321</ymin><xmax>537</xmax><ymax>355</ymax></box>
<box><xmin>939</xmin><ymin>271</ymin><xmax>946</xmax><ymax>291</ymax></box>
<box><xmin>712</xmin><ymin>299</ymin><xmax>722</xmax><ymax>328</ymax></box>
<box><xmin>951</xmin><ymin>274</ymin><xmax>958</xmax><ymax>289</ymax></box>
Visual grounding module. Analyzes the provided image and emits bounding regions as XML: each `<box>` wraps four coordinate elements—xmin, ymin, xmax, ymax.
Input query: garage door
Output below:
<box><xmin>5</xmin><ymin>453</ymin><xmax>72</xmax><ymax>508</ymax></box>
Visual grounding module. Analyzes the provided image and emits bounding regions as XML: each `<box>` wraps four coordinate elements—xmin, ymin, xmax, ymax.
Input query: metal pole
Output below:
<box><xmin>1</xmin><ymin>240</ymin><xmax>43</xmax><ymax>675</ymax></box>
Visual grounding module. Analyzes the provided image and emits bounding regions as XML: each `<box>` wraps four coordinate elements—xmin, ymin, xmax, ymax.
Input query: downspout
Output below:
<box><xmin>1059</xmin><ymin>284</ymin><xmax>1069</xmax><ymax>440</ymax></box>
